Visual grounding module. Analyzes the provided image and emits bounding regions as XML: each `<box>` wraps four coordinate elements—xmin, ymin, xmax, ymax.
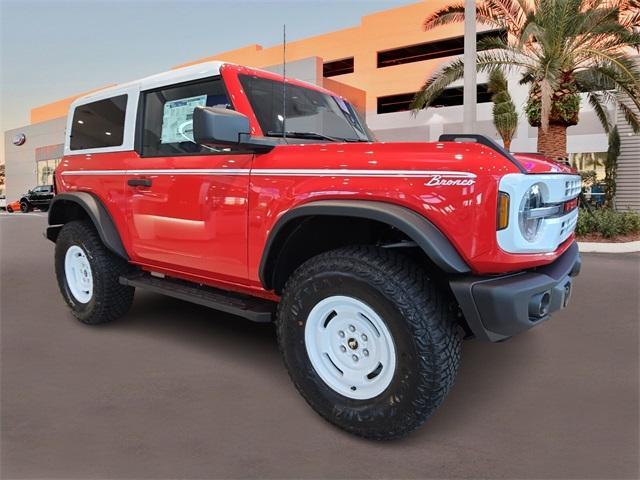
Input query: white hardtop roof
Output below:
<box><xmin>69</xmin><ymin>61</ymin><xmax>228</xmax><ymax>109</ymax></box>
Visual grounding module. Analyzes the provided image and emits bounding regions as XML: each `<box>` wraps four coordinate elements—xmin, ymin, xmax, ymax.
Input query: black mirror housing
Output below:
<box><xmin>192</xmin><ymin>106</ymin><xmax>276</xmax><ymax>153</ymax></box>
<box><xmin>193</xmin><ymin>106</ymin><xmax>250</xmax><ymax>147</ymax></box>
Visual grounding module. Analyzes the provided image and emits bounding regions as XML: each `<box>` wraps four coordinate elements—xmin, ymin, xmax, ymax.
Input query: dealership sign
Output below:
<box><xmin>12</xmin><ymin>133</ymin><xmax>26</xmax><ymax>146</ymax></box>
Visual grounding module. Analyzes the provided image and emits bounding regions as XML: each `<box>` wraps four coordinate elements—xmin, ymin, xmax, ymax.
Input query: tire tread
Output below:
<box><xmin>277</xmin><ymin>245</ymin><xmax>461</xmax><ymax>440</ymax></box>
<box><xmin>55</xmin><ymin>220</ymin><xmax>134</xmax><ymax>324</ymax></box>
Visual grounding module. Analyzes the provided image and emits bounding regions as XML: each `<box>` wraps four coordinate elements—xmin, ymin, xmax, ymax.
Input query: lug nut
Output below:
<box><xmin>361</xmin><ymin>334</ymin><xmax>367</xmax><ymax>341</ymax></box>
<box><xmin>340</xmin><ymin>345</ymin><xmax>347</xmax><ymax>352</ymax></box>
<box><xmin>348</xmin><ymin>325</ymin><xmax>356</xmax><ymax>332</ymax></box>
<box><xmin>338</xmin><ymin>331</ymin><xmax>345</xmax><ymax>338</ymax></box>
<box><xmin>352</xmin><ymin>354</ymin><xmax>359</xmax><ymax>362</ymax></box>
<box><xmin>363</xmin><ymin>349</ymin><xmax>369</xmax><ymax>357</ymax></box>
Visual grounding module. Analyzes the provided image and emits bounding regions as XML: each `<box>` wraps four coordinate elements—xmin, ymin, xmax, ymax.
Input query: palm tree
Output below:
<box><xmin>604</xmin><ymin>126</ymin><xmax>621</xmax><ymax>206</ymax></box>
<box><xmin>487</xmin><ymin>68</ymin><xmax>518</xmax><ymax>150</ymax></box>
<box><xmin>411</xmin><ymin>0</ymin><xmax>640</xmax><ymax>159</ymax></box>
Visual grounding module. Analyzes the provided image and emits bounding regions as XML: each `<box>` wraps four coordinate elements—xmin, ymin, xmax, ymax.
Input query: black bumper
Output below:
<box><xmin>449</xmin><ymin>242</ymin><xmax>581</xmax><ymax>342</ymax></box>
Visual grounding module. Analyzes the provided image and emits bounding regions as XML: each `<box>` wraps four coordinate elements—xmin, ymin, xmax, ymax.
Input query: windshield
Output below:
<box><xmin>238</xmin><ymin>74</ymin><xmax>371</xmax><ymax>142</ymax></box>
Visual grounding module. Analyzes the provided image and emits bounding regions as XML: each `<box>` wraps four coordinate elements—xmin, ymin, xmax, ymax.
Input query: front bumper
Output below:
<box><xmin>450</xmin><ymin>242</ymin><xmax>581</xmax><ymax>342</ymax></box>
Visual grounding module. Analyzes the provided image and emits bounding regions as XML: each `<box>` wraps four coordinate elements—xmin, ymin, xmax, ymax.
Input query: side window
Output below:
<box><xmin>141</xmin><ymin>77</ymin><xmax>230</xmax><ymax>156</ymax></box>
<box><xmin>70</xmin><ymin>95</ymin><xmax>127</xmax><ymax>150</ymax></box>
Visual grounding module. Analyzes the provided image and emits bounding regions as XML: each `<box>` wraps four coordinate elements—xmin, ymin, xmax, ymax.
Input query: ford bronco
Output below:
<box><xmin>46</xmin><ymin>62</ymin><xmax>581</xmax><ymax>439</ymax></box>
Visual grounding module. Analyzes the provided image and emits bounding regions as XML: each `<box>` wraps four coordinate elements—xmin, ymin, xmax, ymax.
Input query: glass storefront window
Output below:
<box><xmin>569</xmin><ymin>152</ymin><xmax>607</xmax><ymax>181</ymax></box>
<box><xmin>36</xmin><ymin>158</ymin><xmax>60</xmax><ymax>185</ymax></box>
<box><xmin>569</xmin><ymin>152</ymin><xmax>607</xmax><ymax>208</ymax></box>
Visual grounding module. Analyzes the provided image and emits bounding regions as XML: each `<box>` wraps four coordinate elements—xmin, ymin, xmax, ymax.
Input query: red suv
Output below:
<box><xmin>46</xmin><ymin>62</ymin><xmax>581</xmax><ymax>439</ymax></box>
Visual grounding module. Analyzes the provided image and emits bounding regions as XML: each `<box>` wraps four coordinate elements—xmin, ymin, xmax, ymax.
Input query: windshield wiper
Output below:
<box><xmin>267</xmin><ymin>131</ymin><xmax>356</xmax><ymax>142</ymax></box>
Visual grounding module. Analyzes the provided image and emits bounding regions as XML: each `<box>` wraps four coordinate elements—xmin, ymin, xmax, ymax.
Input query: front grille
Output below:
<box><xmin>564</xmin><ymin>179</ymin><xmax>581</xmax><ymax>199</ymax></box>
<box><xmin>558</xmin><ymin>210</ymin><xmax>579</xmax><ymax>243</ymax></box>
<box><xmin>498</xmin><ymin>173</ymin><xmax>582</xmax><ymax>253</ymax></box>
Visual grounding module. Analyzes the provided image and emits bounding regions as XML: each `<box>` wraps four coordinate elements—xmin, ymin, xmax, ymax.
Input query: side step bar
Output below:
<box><xmin>119</xmin><ymin>273</ymin><xmax>275</xmax><ymax>323</ymax></box>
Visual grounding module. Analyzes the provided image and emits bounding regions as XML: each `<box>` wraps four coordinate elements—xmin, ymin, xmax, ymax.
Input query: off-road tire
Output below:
<box><xmin>6</xmin><ymin>206</ymin><xmax>13</xmax><ymax>213</ymax></box>
<box><xmin>20</xmin><ymin>201</ymin><xmax>30</xmax><ymax>213</ymax></box>
<box><xmin>55</xmin><ymin>220</ymin><xmax>135</xmax><ymax>324</ymax></box>
<box><xmin>277</xmin><ymin>246</ymin><xmax>462</xmax><ymax>440</ymax></box>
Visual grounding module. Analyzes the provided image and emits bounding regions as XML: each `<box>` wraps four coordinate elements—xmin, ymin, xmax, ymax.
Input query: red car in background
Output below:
<box><xmin>5</xmin><ymin>200</ymin><xmax>21</xmax><ymax>213</ymax></box>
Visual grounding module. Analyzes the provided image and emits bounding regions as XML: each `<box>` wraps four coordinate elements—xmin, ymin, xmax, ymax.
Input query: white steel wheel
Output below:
<box><xmin>305</xmin><ymin>295</ymin><xmax>397</xmax><ymax>400</ymax></box>
<box><xmin>64</xmin><ymin>245</ymin><xmax>93</xmax><ymax>303</ymax></box>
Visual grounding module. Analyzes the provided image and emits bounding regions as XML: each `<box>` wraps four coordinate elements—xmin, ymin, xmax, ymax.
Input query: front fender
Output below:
<box><xmin>46</xmin><ymin>192</ymin><xmax>128</xmax><ymax>260</ymax></box>
<box><xmin>259</xmin><ymin>200</ymin><xmax>470</xmax><ymax>289</ymax></box>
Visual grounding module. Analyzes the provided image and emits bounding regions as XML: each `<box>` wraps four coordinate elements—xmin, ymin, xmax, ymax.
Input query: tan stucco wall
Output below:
<box><xmin>28</xmin><ymin>1</ymin><xmax>458</xmax><ymax>124</ymax></box>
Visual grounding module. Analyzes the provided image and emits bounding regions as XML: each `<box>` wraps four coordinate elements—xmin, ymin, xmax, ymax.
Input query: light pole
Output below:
<box><xmin>463</xmin><ymin>0</ymin><xmax>477</xmax><ymax>134</ymax></box>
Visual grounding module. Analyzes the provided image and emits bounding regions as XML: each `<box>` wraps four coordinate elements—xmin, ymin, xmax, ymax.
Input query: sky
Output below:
<box><xmin>0</xmin><ymin>0</ymin><xmax>410</xmax><ymax>140</ymax></box>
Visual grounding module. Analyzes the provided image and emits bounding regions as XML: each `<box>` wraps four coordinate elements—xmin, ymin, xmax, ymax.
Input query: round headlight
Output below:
<box><xmin>518</xmin><ymin>183</ymin><xmax>544</xmax><ymax>242</ymax></box>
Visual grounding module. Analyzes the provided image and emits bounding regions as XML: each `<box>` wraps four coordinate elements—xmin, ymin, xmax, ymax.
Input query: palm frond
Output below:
<box><xmin>585</xmin><ymin>62</ymin><xmax>640</xmax><ymax>111</ymax></box>
<box><xmin>575</xmin><ymin>50</ymin><xmax>640</xmax><ymax>91</ymax></box>
<box><xmin>411</xmin><ymin>58</ymin><xmax>466</xmax><ymax>111</ymax></box>
<box><xmin>587</xmin><ymin>91</ymin><xmax>613</xmax><ymax>133</ymax></box>
<box><xmin>423</xmin><ymin>3</ymin><xmax>466</xmax><ymax>30</ymax></box>
<box><xmin>585</xmin><ymin>77</ymin><xmax>640</xmax><ymax>134</ymax></box>
<box><xmin>410</xmin><ymin>51</ymin><xmax>529</xmax><ymax>111</ymax></box>
<box><xmin>619</xmin><ymin>0</ymin><xmax>640</xmax><ymax>30</ymax></box>
<box><xmin>517</xmin><ymin>20</ymin><xmax>545</xmax><ymax>50</ymax></box>
<box><xmin>423</xmin><ymin>1</ymin><xmax>525</xmax><ymax>31</ymax></box>
<box><xmin>575</xmin><ymin>69</ymin><xmax>615</xmax><ymax>91</ymax></box>
<box><xmin>476</xmin><ymin>35</ymin><xmax>534</xmax><ymax>59</ymax></box>
<box><xmin>617</xmin><ymin>98</ymin><xmax>640</xmax><ymax>133</ymax></box>
<box><xmin>483</xmin><ymin>0</ymin><xmax>529</xmax><ymax>29</ymax></box>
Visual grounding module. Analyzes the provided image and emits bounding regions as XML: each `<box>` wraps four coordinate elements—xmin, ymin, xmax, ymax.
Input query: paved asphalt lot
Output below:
<box><xmin>1</xmin><ymin>213</ymin><xmax>638</xmax><ymax>479</ymax></box>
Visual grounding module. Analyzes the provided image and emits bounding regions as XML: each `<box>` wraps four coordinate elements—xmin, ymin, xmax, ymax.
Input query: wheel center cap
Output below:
<box><xmin>347</xmin><ymin>338</ymin><xmax>358</xmax><ymax>350</ymax></box>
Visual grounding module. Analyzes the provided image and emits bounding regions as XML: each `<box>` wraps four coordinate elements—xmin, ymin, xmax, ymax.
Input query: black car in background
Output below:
<box><xmin>20</xmin><ymin>185</ymin><xmax>54</xmax><ymax>212</ymax></box>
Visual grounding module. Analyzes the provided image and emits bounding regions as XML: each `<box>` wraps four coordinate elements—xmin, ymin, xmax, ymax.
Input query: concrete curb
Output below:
<box><xmin>578</xmin><ymin>241</ymin><xmax>640</xmax><ymax>253</ymax></box>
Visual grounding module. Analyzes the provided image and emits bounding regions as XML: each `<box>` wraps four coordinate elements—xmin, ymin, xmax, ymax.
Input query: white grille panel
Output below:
<box><xmin>564</xmin><ymin>178</ymin><xmax>581</xmax><ymax>199</ymax></box>
<box><xmin>498</xmin><ymin>173</ymin><xmax>581</xmax><ymax>253</ymax></box>
<box><xmin>558</xmin><ymin>209</ymin><xmax>579</xmax><ymax>244</ymax></box>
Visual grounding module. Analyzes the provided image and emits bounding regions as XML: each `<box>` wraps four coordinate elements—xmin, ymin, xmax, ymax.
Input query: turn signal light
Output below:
<box><xmin>497</xmin><ymin>192</ymin><xmax>510</xmax><ymax>230</ymax></box>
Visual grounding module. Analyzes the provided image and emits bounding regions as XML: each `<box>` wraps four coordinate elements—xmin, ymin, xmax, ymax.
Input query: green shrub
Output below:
<box><xmin>576</xmin><ymin>208</ymin><xmax>640</xmax><ymax>238</ymax></box>
<box><xmin>598</xmin><ymin>210</ymin><xmax>619</xmax><ymax>238</ymax></box>
<box><xmin>621</xmin><ymin>211</ymin><xmax>640</xmax><ymax>234</ymax></box>
<box><xmin>576</xmin><ymin>210</ymin><xmax>596</xmax><ymax>236</ymax></box>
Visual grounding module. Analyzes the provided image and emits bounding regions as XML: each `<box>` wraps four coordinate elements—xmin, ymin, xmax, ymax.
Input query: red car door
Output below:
<box><xmin>125</xmin><ymin>77</ymin><xmax>251</xmax><ymax>285</ymax></box>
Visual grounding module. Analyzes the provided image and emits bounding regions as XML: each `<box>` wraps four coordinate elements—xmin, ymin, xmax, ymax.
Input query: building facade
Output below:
<box><xmin>616</xmin><ymin>94</ymin><xmax>640</xmax><ymax>211</ymax></box>
<box><xmin>4</xmin><ymin>0</ymin><xmax>638</xmax><ymax>208</ymax></box>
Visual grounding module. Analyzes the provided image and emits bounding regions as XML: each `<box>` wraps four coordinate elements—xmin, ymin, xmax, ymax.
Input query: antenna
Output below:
<box><xmin>282</xmin><ymin>24</ymin><xmax>287</xmax><ymax>140</ymax></box>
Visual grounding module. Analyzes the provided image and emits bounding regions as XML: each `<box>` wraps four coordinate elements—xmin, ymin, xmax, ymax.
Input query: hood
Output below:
<box><xmin>513</xmin><ymin>152</ymin><xmax>576</xmax><ymax>174</ymax></box>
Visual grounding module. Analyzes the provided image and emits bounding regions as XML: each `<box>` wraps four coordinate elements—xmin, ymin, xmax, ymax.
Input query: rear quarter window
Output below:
<box><xmin>70</xmin><ymin>95</ymin><xmax>127</xmax><ymax>150</ymax></box>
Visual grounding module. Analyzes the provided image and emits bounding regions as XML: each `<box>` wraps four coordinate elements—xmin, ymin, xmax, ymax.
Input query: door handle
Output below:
<box><xmin>127</xmin><ymin>178</ymin><xmax>152</xmax><ymax>187</ymax></box>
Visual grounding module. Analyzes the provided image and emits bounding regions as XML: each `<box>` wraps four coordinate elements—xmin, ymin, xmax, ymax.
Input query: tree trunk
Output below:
<box><xmin>537</xmin><ymin>123</ymin><xmax>568</xmax><ymax>160</ymax></box>
<box><xmin>503</xmin><ymin>138</ymin><xmax>511</xmax><ymax>151</ymax></box>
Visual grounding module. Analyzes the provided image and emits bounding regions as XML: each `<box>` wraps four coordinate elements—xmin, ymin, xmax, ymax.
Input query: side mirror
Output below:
<box><xmin>193</xmin><ymin>106</ymin><xmax>274</xmax><ymax>153</ymax></box>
